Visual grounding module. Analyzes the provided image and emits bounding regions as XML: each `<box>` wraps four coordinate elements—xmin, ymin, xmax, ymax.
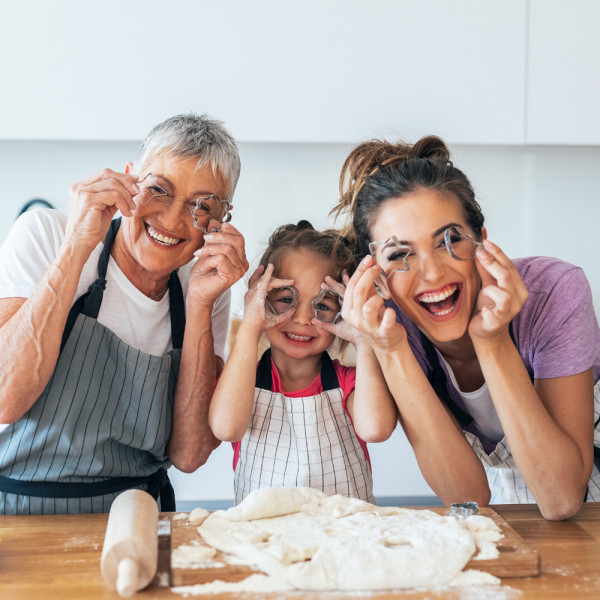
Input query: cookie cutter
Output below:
<box><xmin>450</xmin><ymin>502</ymin><xmax>479</xmax><ymax>519</ymax></box>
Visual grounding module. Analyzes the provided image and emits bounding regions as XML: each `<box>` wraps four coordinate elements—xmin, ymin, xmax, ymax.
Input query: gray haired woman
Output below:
<box><xmin>0</xmin><ymin>114</ymin><xmax>248</xmax><ymax>514</ymax></box>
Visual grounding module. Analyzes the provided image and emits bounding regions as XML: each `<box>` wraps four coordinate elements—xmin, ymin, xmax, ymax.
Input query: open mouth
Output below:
<box><xmin>416</xmin><ymin>284</ymin><xmax>460</xmax><ymax>317</ymax></box>
<box><xmin>146</xmin><ymin>224</ymin><xmax>181</xmax><ymax>247</ymax></box>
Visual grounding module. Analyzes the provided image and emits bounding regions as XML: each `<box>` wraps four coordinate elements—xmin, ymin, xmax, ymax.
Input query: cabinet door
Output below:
<box><xmin>0</xmin><ymin>0</ymin><xmax>526</xmax><ymax>143</ymax></box>
<box><xmin>527</xmin><ymin>0</ymin><xmax>600</xmax><ymax>145</ymax></box>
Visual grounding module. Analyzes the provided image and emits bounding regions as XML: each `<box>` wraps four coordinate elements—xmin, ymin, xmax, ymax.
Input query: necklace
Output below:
<box><xmin>147</xmin><ymin>286</ymin><xmax>169</xmax><ymax>300</ymax></box>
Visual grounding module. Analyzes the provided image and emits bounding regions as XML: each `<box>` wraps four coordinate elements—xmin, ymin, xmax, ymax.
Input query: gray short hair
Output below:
<box><xmin>133</xmin><ymin>113</ymin><xmax>241</xmax><ymax>201</ymax></box>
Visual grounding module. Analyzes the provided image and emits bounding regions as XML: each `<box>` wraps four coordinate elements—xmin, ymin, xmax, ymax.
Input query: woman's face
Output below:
<box><xmin>120</xmin><ymin>154</ymin><xmax>228</xmax><ymax>280</ymax></box>
<box><xmin>369</xmin><ymin>189</ymin><xmax>484</xmax><ymax>344</ymax></box>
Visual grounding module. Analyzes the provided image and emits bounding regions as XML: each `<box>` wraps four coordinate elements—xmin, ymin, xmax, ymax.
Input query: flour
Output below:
<box><xmin>194</xmin><ymin>487</ymin><xmax>502</xmax><ymax>592</ymax></box>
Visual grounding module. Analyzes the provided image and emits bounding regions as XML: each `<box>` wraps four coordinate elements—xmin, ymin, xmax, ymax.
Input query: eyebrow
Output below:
<box><xmin>393</xmin><ymin>222</ymin><xmax>464</xmax><ymax>246</ymax></box>
<box><xmin>153</xmin><ymin>174</ymin><xmax>221</xmax><ymax>198</ymax></box>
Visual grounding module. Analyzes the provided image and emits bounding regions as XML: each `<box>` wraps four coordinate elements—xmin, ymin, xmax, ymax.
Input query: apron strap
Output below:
<box><xmin>419</xmin><ymin>320</ymin><xmax>529</xmax><ymax>427</ymax></box>
<box><xmin>0</xmin><ymin>469</ymin><xmax>175</xmax><ymax>511</ymax></box>
<box><xmin>255</xmin><ymin>348</ymin><xmax>340</xmax><ymax>391</ymax></box>
<box><xmin>61</xmin><ymin>217</ymin><xmax>186</xmax><ymax>351</ymax></box>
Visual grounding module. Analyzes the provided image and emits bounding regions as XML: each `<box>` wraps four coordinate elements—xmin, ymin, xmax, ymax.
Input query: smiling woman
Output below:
<box><xmin>0</xmin><ymin>114</ymin><xmax>249</xmax><ymax>515</ymax></box>
<box><xmin>333</xmin><ymin>135</ymin><xmax>600</xmax><ymax>521</ymax></box>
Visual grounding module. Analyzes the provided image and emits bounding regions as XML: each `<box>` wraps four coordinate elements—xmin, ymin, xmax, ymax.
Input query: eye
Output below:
<box><xmin>149</xmin><ymin>184</ymin><xmax>168</xmax><ymax>196</ymax></box>
<box><xmin>387</xmin><ymin>248</ymin><xmax>411</xmax><ymax>262</ymax></box>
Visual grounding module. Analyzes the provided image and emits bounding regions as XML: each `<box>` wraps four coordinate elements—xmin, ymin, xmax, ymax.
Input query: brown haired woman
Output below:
<box><xmin>334</xmin><ymin>135</ymin><xmax>600</xmax><ymax>520</ymax></box>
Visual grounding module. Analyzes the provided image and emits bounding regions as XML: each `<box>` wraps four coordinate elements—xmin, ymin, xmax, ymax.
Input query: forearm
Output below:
<box><xmin>167</xmin><ymin>304</ymin><xmax>221</xmax><ymax>472</ymax></box>
<box><xmin>351</xmin><ymin>343</ymin><xmax>397</xmax><ymax>442</ymax></box>
<box><xmin>209</xmin><ymin>323</ymin><xmax>261</xmax><ymax>442</ymax></box>
<box><xmin>376</xmin><ymin>345</ymin><xmax>491</xmax><ymax>506</ymax></box>
<box><xmin>476</xmin><ymin>335</ymin><xmax>592</xmax><ymax>519</ymax></box>
<box><xmin>0</xmin><ymin>239</ymin><xmax>88</xmax><ymax>422</ymax></box>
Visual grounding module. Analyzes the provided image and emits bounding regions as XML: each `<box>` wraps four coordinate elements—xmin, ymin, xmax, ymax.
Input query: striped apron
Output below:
<box><xmin>0</xmin><ymin>219</ymin><xmax>183</xmax><ymax>514</ymax></box>
<box><xmin>234</xmin><ymin>349</ymin><xmax>374</xmax><ymax>505</ymax></box>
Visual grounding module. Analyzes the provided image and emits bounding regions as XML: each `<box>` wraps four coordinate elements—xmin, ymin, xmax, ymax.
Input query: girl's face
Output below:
<box><xmin>266</xmin><ymin>248</ymin><xmax>337</xmax><ymax>361</ymax></box>
<box><xmin>369</xmin><ymin>188</ymin><xmax>484</xmax><ymax>345</ymax></box>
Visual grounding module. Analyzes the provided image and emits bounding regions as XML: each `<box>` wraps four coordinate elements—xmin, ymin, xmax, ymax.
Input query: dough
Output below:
<box><xmin>188</xmin><ymin>507</ymin><xmax>210</xmax><ymax>526</ymax></box>
<box><xmin>199</xmin><ymin>487</ymin><xmax>501</xmax><ymax>591</ymax></box>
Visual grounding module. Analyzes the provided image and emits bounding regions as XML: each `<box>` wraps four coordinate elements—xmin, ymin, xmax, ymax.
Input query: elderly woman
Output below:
<box><xmin>0</xmin><ymin>114</ymin><xmax>248</xmax><ymax>514</ymax></box>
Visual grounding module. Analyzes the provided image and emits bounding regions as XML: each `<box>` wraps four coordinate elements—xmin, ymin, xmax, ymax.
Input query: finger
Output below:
<box><xmin>248</xmin><ymin>266</ymin><xmax>265</xmax><ymax>289</ymax></box>
<box><xmin>480</xmin><ymin>285</ymin><xmax>511</xmax><ymax>315</ymax></box>
<box><xmin>322</xmin><ymin>276</ymin><xmax>346</xmax><ymax>298</ymax></box>
<box><xmin>267</xmin><ymin>277</ymin><xmax>295</xmax><ymax>290</ymax></box>
<box><xmin>343</xmin><ymin>255</ymin><xmax>374</xmax><ymax>311</ymax></box>
<box><xmin>311</xmin><ymin>319</ymin><xmax>337</xmax><ymax>335</ymax></box>
<box><xmin>76</xmin><ymin>173</ymin><xmax>137</xmax><ymax>216</ymax></box>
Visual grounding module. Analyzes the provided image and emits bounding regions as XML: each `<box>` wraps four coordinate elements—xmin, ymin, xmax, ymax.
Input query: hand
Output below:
<box><xmin>311</xmin><ymin>273</ymin><xmax>361</xmax><ymax>346</ymax></box>
<box><xmin>338</xmin><ymin>255</ymin><xmax>408</xmax><ymax>353</ymax></box>
<box><xmin>468</xmin><ymin>239</ymin><xmax>528</xmax><ymax>343</ymax></box>
<box><xmin>66</xmin><ymin>169</ymin><xmax>138</xmax><ymax>253</ymax></box>
<box><xmin>189</xmin><ymin>222</ymin><xmax>249</xmax><ymax>306</ymax></box>
<box><xmin>243</xmin><ymin>264</ymin><xmax>295</xmax><ymax>331</ymax></box>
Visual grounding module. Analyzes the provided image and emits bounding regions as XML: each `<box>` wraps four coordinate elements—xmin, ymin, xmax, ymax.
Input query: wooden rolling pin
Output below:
<box><xmin>101</xmin><ymin>489</ymin><xmax>158</xmax><ymax>597</ymax></box>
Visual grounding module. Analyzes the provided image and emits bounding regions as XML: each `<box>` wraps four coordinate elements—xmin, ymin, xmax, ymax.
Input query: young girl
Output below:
<box><xmin>209</xmin><ymin>220</ymin><xmax>397</xmax><ymax>505</ymax></box>
<box><xmin>334</xmin><ymin>135</ymin><xmax>600</xmax><ymax>520</ymax></box>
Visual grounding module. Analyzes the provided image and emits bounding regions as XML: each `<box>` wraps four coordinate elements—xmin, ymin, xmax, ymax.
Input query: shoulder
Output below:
<box><xmin>513</xmin><ymin>256</ymin><xmax>589</xmax><ymax>290</ymax></box>
<box><xmin>332</xmin><ymin>358</ymin><xmax>356</xmax><ymax>392</ymax></box>
<box><xmin>7</xmin><ymin>208</ymin><xmax>67</xmax><ymax>247</ymax></box>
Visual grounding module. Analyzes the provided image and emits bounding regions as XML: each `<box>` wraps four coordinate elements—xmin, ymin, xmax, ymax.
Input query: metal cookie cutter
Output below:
<box><xmin>450</xmin><ymin>502</ymin><xmax>479</xmax><ymax>519</ymax></box>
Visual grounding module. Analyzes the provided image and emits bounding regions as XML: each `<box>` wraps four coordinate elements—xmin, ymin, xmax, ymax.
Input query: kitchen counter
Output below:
<box><xmin>1</xmin><ymin>503</ymin><xmax>599</xmax><ymax>599</ymax></box>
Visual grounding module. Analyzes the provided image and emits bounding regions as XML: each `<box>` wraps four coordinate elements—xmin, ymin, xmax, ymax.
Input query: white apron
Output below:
<box><xmin>234</xmin><ymin>350</ymin><xmax>374</xmax><ymax>505</ymax></box>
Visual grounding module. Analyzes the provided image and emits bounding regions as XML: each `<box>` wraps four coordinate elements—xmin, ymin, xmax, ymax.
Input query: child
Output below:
<box><xmin>209</xmin><ymin>220</ymin><xmax>397</xmax><ymax>505</ymax></box>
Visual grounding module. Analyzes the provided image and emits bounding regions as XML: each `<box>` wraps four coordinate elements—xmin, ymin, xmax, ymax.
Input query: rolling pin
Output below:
<box><xmin>101</xmin><ymin>489</ymin><xmax>159</xmax><ymax>597</ymax></box>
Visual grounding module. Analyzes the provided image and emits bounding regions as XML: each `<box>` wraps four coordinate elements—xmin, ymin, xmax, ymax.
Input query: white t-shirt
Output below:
<box><xmin>439</xmin><ymin>354</ymin><xmax>505</xmax><ymax>444</ymax></box>
<box><xmin>0</xmin><ymin>209</ymin><xmax>230</xmax><ymax>358</ymax></box>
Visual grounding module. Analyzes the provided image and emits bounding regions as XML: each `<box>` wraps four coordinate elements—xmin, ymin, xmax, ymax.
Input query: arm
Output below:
<box><xmin>167</xmin><ymin>223</ymin><xmax>249</xmax><ymax>471</ymax></box>
<box><xmin>316</xmin><ymin>275</ymin><xmax>397</xmax><ymax>443</ymax></box>
<box><xmin>341</xmin><ymin>256</ymin><xmax>491</xmax><ymax>506</ymax></box>
<box><xmin>346</xmin><ymin>340</ymin><xmax>397</xmax><ymax>443</ymax></box>
<box><xmin>470</xmin><ymin>242</ymin><xmax>594</xmax><ymax>520</ymax></box>
<box><xmin>0</xmin><ymin>171</ymin><xmax>138</xmax><ymax>423</ymax></box>
<box><xmin>209</xmin><ymin>264</ymin><xmax>295</xmax><ymax>442</ymax></box>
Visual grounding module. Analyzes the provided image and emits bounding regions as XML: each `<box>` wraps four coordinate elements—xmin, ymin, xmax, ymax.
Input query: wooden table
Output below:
<box><xmin>1</xmin><ymin>504</ymin><xmax>600</xmax><ymax>599</ymax></box>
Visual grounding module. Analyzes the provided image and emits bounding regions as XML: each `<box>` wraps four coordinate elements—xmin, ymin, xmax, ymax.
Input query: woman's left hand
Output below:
<box><xmin>468</xmin><ymin>239</ymin><xmax>528</xmax><ymax>343</ymax></box>
<box><xmin>189</xmin><ymin>222</ymin><xmax>249</xmax><ymax>306</ymax></box>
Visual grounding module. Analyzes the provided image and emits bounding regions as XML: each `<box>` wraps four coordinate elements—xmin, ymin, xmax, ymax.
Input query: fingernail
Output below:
<box><xmin>361</xmin><ymin>255</ymin><xmax>372</xmax><ymax>266</ymax></box>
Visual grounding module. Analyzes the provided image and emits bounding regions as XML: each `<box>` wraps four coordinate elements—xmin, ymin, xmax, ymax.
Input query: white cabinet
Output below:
<box><xmin>527</xmin><ymin>0</ymin><xmax>600</xmax><ymax>145</ymax></box>
<box><xmin>0</xmin><ymin>0</ymin><xmax>526</xmax><ymax>144</ymax></box>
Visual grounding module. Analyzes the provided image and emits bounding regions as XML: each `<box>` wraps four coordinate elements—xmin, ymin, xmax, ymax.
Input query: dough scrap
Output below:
<box><xmin>199</xmin><ymin>487</ymin><xmax>501</xmax><ymax>591</ymax></box>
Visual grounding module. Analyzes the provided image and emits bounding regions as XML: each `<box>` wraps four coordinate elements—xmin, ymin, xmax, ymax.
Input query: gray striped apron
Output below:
<box><xmin>234</xmin><ymin>349</ymin><xmax>374</xmax><ymax>505</ymax></box>
<box><xmin>0</xmin><ymin>218</ymin><xmax>183</xmax><ymax>514</ymax></box>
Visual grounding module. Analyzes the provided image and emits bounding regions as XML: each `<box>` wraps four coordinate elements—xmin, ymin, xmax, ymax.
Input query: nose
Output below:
<box><xmin>159</xmin><ymin>199</ymin><xmax>188</xmax><ymax>230</ymax></box>
<box><xmin>291</xmin><ymin>300</ymin><xmax>314</xmax><ymax>326</ymax></box>
<box><xmin>417</xmin><ymin>250</ymin><xmax>445</xmax><ymax>283</ymax></box>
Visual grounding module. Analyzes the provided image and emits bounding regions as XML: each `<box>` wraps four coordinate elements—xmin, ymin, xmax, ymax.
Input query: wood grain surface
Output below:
<box><xmin>170</xmin><ymin>506</ymin><xmax>540</xmax><ymax>586</ymax></box>
<box><xmin>1</xmin><ymin>504</ymin><xmax>600</xmax><ymax>599</ymax></box>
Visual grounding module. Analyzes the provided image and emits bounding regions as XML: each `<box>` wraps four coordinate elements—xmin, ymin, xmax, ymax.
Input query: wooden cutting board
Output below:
<box><xmin>170</xmin><ymin>506</ymin><xmax>540</xmax><ymax>587</ymax></box>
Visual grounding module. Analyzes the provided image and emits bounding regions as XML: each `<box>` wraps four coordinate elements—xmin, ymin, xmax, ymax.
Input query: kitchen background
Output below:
<box><xmin>1</xmin><ymin>0</ymin><xmax>598</xmax><ymax>508</ymax></box>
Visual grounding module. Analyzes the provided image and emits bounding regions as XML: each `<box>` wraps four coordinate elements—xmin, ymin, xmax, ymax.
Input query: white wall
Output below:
<box><xmin>1</xmin><ymin>140</ymin><xmax>598</xmax><ymax>502</ymax></box>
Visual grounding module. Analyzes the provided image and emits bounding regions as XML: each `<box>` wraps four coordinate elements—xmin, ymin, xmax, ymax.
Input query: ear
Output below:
<box><xmin>124</xmin><ymin>162</ymin><xmax>134</xmax><ymax>174</ymax></box>
<box><xmin>480</xmin><ymin>226</ymin><xmax>488</xmax><ymax>241</ymax></box>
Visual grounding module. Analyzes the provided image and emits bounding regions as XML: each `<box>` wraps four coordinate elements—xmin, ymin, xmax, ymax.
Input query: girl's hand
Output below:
<box><xmin>66</xmin><ymin>169</ymin><xmax>138</xmax><ymax>253</ymax></box>
<box><xmin>243</xmin><ymin>263</ymin><xmax>295</xmax><ymax>331</ymax></box>
<box><xmin>190</xmin><ymin>222</ymin><xmax>249</xmax><ymax>306</ymax></box>
<box><xmin>311</xmin><ymin>273</ymin><xmax>361</xmax><ymax>346</ymax></box>
<box><xmin>468</xmin><ymin>239</ymin><xmax>528</xmax><ymax>343</ymax></box>
<box><xmin>337</xmin><ymin>255</ymin><xmax>408</xmax><ymax>353</ymax></box>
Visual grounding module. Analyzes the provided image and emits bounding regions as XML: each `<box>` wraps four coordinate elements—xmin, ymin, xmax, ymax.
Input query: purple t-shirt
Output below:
<box><xmin>392</xmin><ymin>256</ymin><xmax>600</xmax><ymax>450</ymax></box>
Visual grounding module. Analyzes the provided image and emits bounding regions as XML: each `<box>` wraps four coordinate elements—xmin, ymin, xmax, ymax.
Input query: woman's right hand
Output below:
<box><xmin>342</xmin><ymin>255</ymin><xmax>408</xmax><ymax>353</ymax></box>
<box><xmin>65</xmin><ymin>169</ymin><xmax>139</xmax><ymax>253</ymax></box>
<box><xmin>243</xmin><ymin>264</ymin><xmax>294</xmax><ymax>332</ymax></box>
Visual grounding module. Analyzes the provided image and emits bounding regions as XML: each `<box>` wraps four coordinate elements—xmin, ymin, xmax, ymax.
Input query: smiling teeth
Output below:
<box><xmin>417</xmin><ymin>285</ymin><xmax>458</xmax><ymax>304</ymax></box>
<box><xmin>147</xmin><ymin>226</ymin><xmax>179</xmax><ymax>246</ymax></box>
<box><xmin>286</xmin><ymin>333</ymin><xmax>312</xmax><ymax>341</ymax></box>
